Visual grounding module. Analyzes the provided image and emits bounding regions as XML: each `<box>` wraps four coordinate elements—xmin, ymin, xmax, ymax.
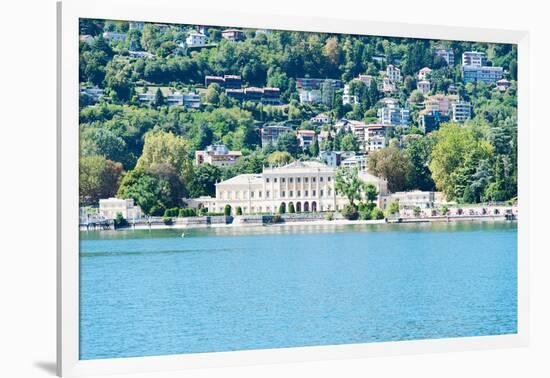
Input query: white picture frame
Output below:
<box><xmin>57</xmin><ymin>0</ymin><xmax>530</xmax><ymax>376</ymax></box>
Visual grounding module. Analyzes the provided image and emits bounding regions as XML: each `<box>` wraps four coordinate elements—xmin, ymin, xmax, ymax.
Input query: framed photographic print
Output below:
<box><xmin>58</xmin><ymin>0</ymin><xmax>529</xmax><ymax>376</ymax></box>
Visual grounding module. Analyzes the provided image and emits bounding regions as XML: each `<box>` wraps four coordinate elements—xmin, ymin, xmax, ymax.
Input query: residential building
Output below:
<box><xmin>424</xmin><ymin>93</ymin><xmax>458</xmax><ymax>115</ymax></box>
<box><xmin>341</xmin><ymin>155</ymin><xmax>368</xmax><ymax>171</ymax></box>
<box><xmin>79</xmin><ymin>35</ymin><xmax>93</xmax><ymax>44</ymax></box>
<box><xmin>129</xmin><ymin>21</ymin><xmax>145</xmax><ymax>30</ymax></box>
<box><xmin>320</xmin><ymin>151</ymin><xmax>344</xmax><ymax>167</ymax></box>
<box><xmin>225</xmin><ymin>87</ymin><xmax>281</xmax><ymax>105</ymax></box>
<box><xmin>99</xmin><ymin>198</ymin><xmax>142</xmax><ymax>220</ymax></box>
<box><xmin>186</xmin><ymin>31</ymin><xmax>207</xmax><ymax>47</ymax></box>
<box><xmin>102</xmin><ymin>32</ymin><xmax>127</xmax><ymax>41</ymax></box>
<box><xmin>356</xmin><ymin>74</ymin><xmax>374</xmax><ymax>87</ymax></box>
<box><xmin>204</xmin><ymin>75</ymin><xmax>242</xmax><ymax>89</ymax></box>
<box><xmin>128</xmin><ymin>50</ymin><xmax>154</xmax><ymax>58</ymax></box>
<box><xmin>183</xmin><ymin>92</ymin><xmax>201</xmax><ymax>108</ymax></box>
<box><xmin>418</xmin><ymin>110</ymin><xmax>450</xmax><ymax>134</ymax></box>
<box><xmin>462</xmin><ymin>65</ymin><xmax>504</xmax><ymax>83</ymax></box>
<box><xmin>348</xmin><ymin>120</ymin><xmax>368</xmax><ymax>146</ymax></box>
<box><xmin>188</xmin><ymin>161</ymin><xmax>388</xmax><ymax>214</ymax></box>
<box><xmin>435</xmin><ymin>48</ymin><xmax>454</xmax><ymax>66</ymax></box>
<box><xmin>80</xmin><ymin>86</ymin><xmax>104</xmax><ymax>102</ymax></box>
<box><xmin>496</xmin><ymin>79</ymin><xmax>512</xmax><ymax>92</ymax></box>
<box><xmin>462</xmin><ymin>51</ymin><xmax>487</xmax><ymax>67</ymax></box>
<box><xmin>417</xmin><ymin>67</ymin><xmax>432</xmax><ymax>80</ymax></box>
<box><xmin>386</xmin><ymin>64</ymin><xmax>402</xmax><ymax>82</ymax></box>
<box><xmin>310</xmin><ymin>113</ymin><xmax>331</xmax><ymax>124</ymax></box>
<box><xmin>377</xmin><ymin>98</ymin><xmax>410</xmax><ymax>126</ymax></box>
<box><xmin>342</xmin><ymin>84</ymin><xmax>359</xmax><ymax>106</ymax></box>
<box><xmin>261</xmin><ymin>124</ymin><xmax>293</xmax><ymax>146</ymax></box>
<box><xmin>299</xmin><ymin>89</ymin><xmax>322</xmax><ymax>104</ymax></box>
<box><xmin>380</xmin><ymin>191</ymin><xmax>445</xmax><ymax>210</ymax></box>
<box><xmin>195</xmin><ymin>144</ymin><xmax>243</xmax><ymax>167</ymax></box>
<box><xmin>296</xmin><ymin>130</ymin><xmax>316</xmax><ymax>149</ymax></box>
<box><xmin>380</xmin><ymin>77</ymin><xmax>397</xmax><ymax>94</ymax></box>
<box><xmin>296</xmin><ymin>78</ymin><xmax>343</xmax><ymax>91</ymax></box>
<box><xmin>417</xmin><ymin>80</ymin><xmax>431</xmax><ymax>94</ymax></box>
<box><xmin>221</xmin><ymin>29</ymin><xmax>246</xmax><ymax>41</ymax></box>
<box><xmin>365</xmin><ymin>124</ymin><xmax>390</xmax><ymax>151</ymax></box>
<box><xmin>451</xmin><ymin>101</ymin><xmax>472</xmax><ymax>122</ymax></box>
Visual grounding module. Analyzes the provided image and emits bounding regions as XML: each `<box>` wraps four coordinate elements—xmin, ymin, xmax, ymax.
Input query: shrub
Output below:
<box><xmin>441</xmin><ymin>205</ymin><xmax>449</xmax><ymax>215</ymax></box>
<box><xmin>358</xmin><ymin>202</ymin><xmax>375</xmax><ymax>220</ymax></box>
<box><xmin>324</xmin><ymin>211</ymin><xmax>334</xmax><ymax>221</ymax></box>
<box><xmin>224</xmin><ymin>204</ymin><xmax>232</xmax><ymax>216</ymax></box>
<box><xmin>164</xmin><ymin>208</ymin><xmax>179</xmax><ymax>217</ymax></box>
<box><xmin>341</xmin><ymin>204</ymin><xmax>359</xmax><ymax>220</ymax></box>
<box><xmin>236</xmin><ymin>206</ymin><xmax>243</xmax><ymax>215</ymax></box>
<box><xmin>385</xmin><ymin>201</ymin><xmax>400</xmax><ymax>218</ymax></box>
<box><xmin>288</xmin><ymin>202</ymin><xmax>295</xmax><ymax>213</ymax></box>
<box><xmin>278</xmin><ymin>203</ymin><xmax>286</xmax><ymax>214</ymax></box>
<box><xmin>371</xmin><ymin>208</ymin><xmax>385</xmax><ymax>220</ymax></box>
<box><xmin>114</xmin><ymin>212</ymin><xmax>128</xmax><ymax>229</ymax></box>
<box><xmin>178</xmin><ymin>208</ymin><xmax>197</xmax><ymax>217</ymax></box>
<box><xmin>162</xmin><ymin>216</ymin><xmax>173</xmax><ymax>225</ymax></box>
<box><xmin>413</xmin><ymin>206</ymin><xmax>422</xmax><ymax>217</ymax></box>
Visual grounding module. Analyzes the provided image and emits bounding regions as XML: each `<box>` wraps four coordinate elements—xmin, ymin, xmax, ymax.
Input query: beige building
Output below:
<box><xmin>188</xmin><ymin>161</ymin><xmax>388</xmax><ymax>214</ymax></box>
<box><xmin>99</xmin><ymin>198</ymin><xmax>142</xmax><ymax>220</ymax></box>
<box><xmin>380</xmin><ymin>190</ymin><xmax>446</xmax><ymax>210</ymax></box>
<box><xmin>195</xmin><ymin>144</ymin><xmax>242</xmax><ymax>167</ymax></box>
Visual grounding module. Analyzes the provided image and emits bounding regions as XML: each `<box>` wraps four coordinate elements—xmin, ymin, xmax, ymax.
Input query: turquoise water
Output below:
<box><xmin>79</xmin><ymin>222</ymin><xmax>517</xmax><ymax>360</ymax></box>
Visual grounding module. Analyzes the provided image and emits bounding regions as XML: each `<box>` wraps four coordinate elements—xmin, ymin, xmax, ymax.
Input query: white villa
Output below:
<box><xmin>187</xmin><ymin>161</ymin><xmax>388</xmax><ymax>214</ymax></box>
<box><xmin>99</xmin><ymin>198</ymin><xmax>142</xmax><ymax>220</ymax></box>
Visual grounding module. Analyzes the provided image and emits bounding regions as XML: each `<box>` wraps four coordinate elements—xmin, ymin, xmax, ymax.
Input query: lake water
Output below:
<box><xmin>79</xmin><ymin>222</ymin><xmax>517</xmax><ymax>360</ymax></box>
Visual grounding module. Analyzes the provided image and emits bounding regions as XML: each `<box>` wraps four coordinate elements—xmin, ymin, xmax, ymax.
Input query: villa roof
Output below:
<box><xmin>216</xmin><ymin>174</ymin><xmax>263</xmax><ymax>187</ymax></box>
<box><xmin>264</xmin><ymin>160</ymin><xmax>334</xmax><ymax>174</ymax></box>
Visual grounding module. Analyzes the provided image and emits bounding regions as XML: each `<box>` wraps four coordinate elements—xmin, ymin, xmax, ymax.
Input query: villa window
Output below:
<box><xmin>313</xmin><ymin>190</ymin><xmax>316</xmax><ymax>196</ymax></box>
<box><xmin>281</xmin><ymin>178</ymin><xmax>286</xmax><ymax>183</ymax></box>
<box><xmin>320</xmin><ymin>189</ymin><xmax>324</xmax><ymax>196</ymax></box>
<box><xmin>266</xmin><ymin>191</ymin><xmax>270</xmax><ymax>198</ymax></box>
<box><xmin>320</xmin><ymin>177</ymin><xmax>324</xmax><ymax>182</ymax></box>
<box><xmin>328</xmin><ymin>189</ymin><xmax>332</xmax><ymax>195</ymax></box>
<box><xmin>251</xmin><ymin>191</ymin><xmax>255</xmax><ymax>198</ymax></box>
<box><xmin>266</xmin><ymin>178</ymin><xmax>270</xmax><ymax>183</ymax></box>
<box><xmin>290</xmin><ymin>190</ymin><xmax>294</xmax><ymax>197</ymax></box>
<box><xmin>289</xmin><ymin>178</ymin><xmax>293</xmax><ymax>183</ymax></box>
<box><xmin>274</xmin><ymin>178</ymin><xmax>278</xmax><ymax>183</ymax></box>
<box><xmin>298</xmin><ymin>190</ymin><xmax>301</xmax><ymax>197</ymax></box>
<box><xmin>259</xmin><ymin>191</ymin><xmax>262</xmax><ymax>198</ymax></box>
<box><xmin>305</xmin><ymin>190</ymin><xmax>309</xmax><ymax>197</ymax></box>
<box><xmin>305</xmin><ymin>177</ymin><xmax>309</xmax><ymax>183</ymax></box>
<box><xmin>282</xmin><ymin>191</ymin><xmax>285</xmax><ymax>197</ymax></box>
<box><xmin>312</xmin><ymin>177</ymin><xmax>316</xmax><ymax>183</ymax></box>
<box><xmin>297</xmin><ymin>178</ymin><xmax>301</xmax><ymax>183</ymax></box>
<box><xmin>328</xmin><ymin>177</ymin><xmax>332</xmax><ymax>182</ymax></box>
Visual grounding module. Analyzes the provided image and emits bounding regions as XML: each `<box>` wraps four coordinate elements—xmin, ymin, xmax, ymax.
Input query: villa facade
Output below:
<box><xmin>187</xmin><ymin>161</ymin><xmax>388</xmax><ymax>214</ymax></box>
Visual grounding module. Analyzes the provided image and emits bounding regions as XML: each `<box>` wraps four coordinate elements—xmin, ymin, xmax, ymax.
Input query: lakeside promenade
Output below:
<box><xmin>80</xmin><ymin>204</ymin><xmax>518</xmax><ymax>231</ymax></box>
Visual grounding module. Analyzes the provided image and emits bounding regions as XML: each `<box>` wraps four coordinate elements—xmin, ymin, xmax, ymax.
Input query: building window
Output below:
<box><xmin>320</xmin><ymin>177</ymin><xmax>324</xmax><ymax>182</ymax></box>
<box><xmin>297</xmin><ymin>177</ymin><xmax>301</xmax><ymax>183</ymax></box>
<box><xmin>328</xmin><ymin>189</ymin><xmax>332</xmax><ymax>195</ymax></box>
<box><xmin>313</xmin><ymin>190</ymin><xmax>316</xmax><ymax>196</ymax></box>
<box><xmin>274</xmin><ymin>178</ymin><xmax>278</xmax><ymax>183</ymax></box>
<box><xmin>305</xmin><ymin>190</ymin><xmax>309</xmax><ymax>197</ymax></box>
<box><xmin>298</xmin><ymin>190</ymin><xmax>301</xmax><ymax>197</ymax></box>
<box><xmin>266</xmin><ymin>178</ymin><xmax>270</xmax><ymax>183</ymax></box>
<box><xmin>281</xmin><ymin>178</ymin><xmax>285</xmax><ymax>183</ymax></box>
<box><xmin>266</xmin><ymin>191</ymin><xmax>270</xmax><ymax>198</ymax></box>
<box><xmin>290</xmin><ymin>190</ymin><xmax>294</xmax><ymax>197</ymax></box>
<box><xmin>328</xmin><ymin>177</ymin><xmax>332</xmax><ymax>182</ymax></box>
<box><xmin>305</xmin><ymin>177</ymin><xmax>309</xmax><ymax>183</ymax></box>
<box><xmin>312</xmin><ymin>177</ymin><xmax>316</xmax><ymax>183</ymax></box>
<box><xmin>289</xmin><ymin>178</ymin><xmax>293</xmax><ymax>183</ymax></box>
<box><xmin>250</xmin><ymin>191</ymin><xmax>254</xmax><ymax>198</ymax></box>
<box><xmin>259</xmin><ymin>191</ymin><xmax>262</xmax><ymax>198</ymax></box>
<box><xmin>282</xmin><ymin>191</ymin><xmax>285</xmax><ymax>197</ymax></box>
<box><xmin>320</xmin><ymin>190</ymin><xmax>324</xmax><ymax>196</ymax></box>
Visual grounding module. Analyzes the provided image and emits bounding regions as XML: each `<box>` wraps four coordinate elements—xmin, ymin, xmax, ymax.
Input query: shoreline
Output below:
<box><xmin>81</xmin><ymin>215</ymin><xmax>516</xmax><ymax>232</ymax></box>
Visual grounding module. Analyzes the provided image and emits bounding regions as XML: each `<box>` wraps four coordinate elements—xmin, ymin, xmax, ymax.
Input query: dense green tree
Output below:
<box><xmin>79</xmin><ymin>155</ymin><xmax>123</xmax><ymax>205</ymax></box>
<box><xmin>276</xmin><ymin>132</ymin><xmax>300</xmax><ymax>157</ymax></box>
<box><xmin>187</xmin><ymin>163</ymin><xmax>222</xmax><ymax>198</ymax></box>
<box><xmin>368</xmin><ymin>146</ymin><xmax>412</xmax><ymax>192</ymax></box>
<box><xmin>334</xmin><ymin>166</ymin><xmax>366</xmax><ymax>207</ymax></box>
